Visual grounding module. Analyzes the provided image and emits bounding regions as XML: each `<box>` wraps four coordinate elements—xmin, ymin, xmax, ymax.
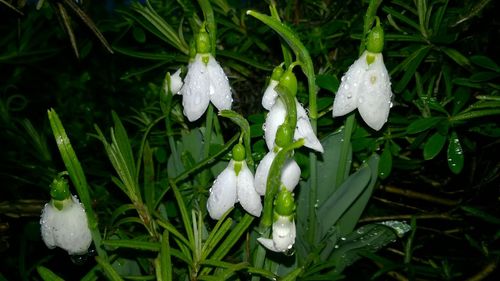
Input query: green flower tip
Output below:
<box><xmin>50</xmin><ymin>172</ymin><xmax>70</xmax><ymax>202</ymax></box>
<box><xmin>278</xmin><ymin>65</ymin><xmax>298</xmax><ymax>97</ymax></box>
<box><xmin>232</xmin><ymin>143</ymin><xmax>246</xmax><ymax>161</ymax></box>
<box><xmin>274</xmin><ymin>189</ymin><xmax>295</xmax><ymax>217</ymax></box>
<box><xmin>196</xmin><ymin>23</ymin><xmax>211</xmax><ymax>54</ymax></box>
<box><xmin>275</xmin><ymin>124</ymin><xmax>293</xmax><ymax>148</ymax></box>
<box><xmin>366</xmin><ymin>17</ymin><xmax>385</xmax><ymax>54</ymax></box>
<box><xmin>271</xmin><ymin>65</ymin><xmax>284</xmax><ymax>81</ymax></box>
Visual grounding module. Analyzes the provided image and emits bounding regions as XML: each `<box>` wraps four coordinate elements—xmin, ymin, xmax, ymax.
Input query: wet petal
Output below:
<box><xmin>169</xmin><ymin>68</ymin><xmax>183</xmax><ymax>95</ymax></box>
<box><xmin>206</xmin><ymin>54</ymin><xmax>233</xmax><ymax>111</ymax></box>
<box><xmin>180</xmin><ymin>57</ymin><xmax>210</xmax><ymax>121</ymax></box>
<box><xmin>264</xmin><ymin>99</ymin><xmax>286</xmax><ymax>151</ymax></box>
<box><xmin>254</xmin><ymin>151</ymin><xmax>275</xmax><ymax>196</ymax></box>
<box><xmin>236</xmin><ymin>162</ymin><xmax>262</xmax><ymax>217</ymax></box>
<box><xmin>331</xmin><ymin>52</ymin><xmax>366</xmax><ymax>117</ymax></box>
<box><xmin>357</xmin><ymin>53</ymin><xmax>392</xmax><ymax>130</ymax></box>
<box><xmin>262</xmin><ymin>80</ymin><xmax>279</xmax><ymax>110</ymax></box>
<box><xmin>281</xmin><ymin>159</ymin><xmax>301</xmax><ymax>192</ymax></box>
<box><xmin>207</xmin><ymin>165</ymin><xmax>237</xmax><ymax>220</ymax></box>
<box><xmin>257</xmin><ymin>237</ymin><xmax>279</xmax><ymax>252</ymax></box>
<box><xmin>295</xmin><ymin>101</ymin><xmax>324</xmax><ymax>152</ymax></box>
<box><xmin>271</xmin><ymin>216</ymin><xmax>296</xmax><ymax>252</ymax></box>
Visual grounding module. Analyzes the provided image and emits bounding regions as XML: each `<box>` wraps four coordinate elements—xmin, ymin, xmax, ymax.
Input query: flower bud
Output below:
<box><xmin>232</xmin><ymin>143</ymin><xmax>245</xmax><ymax>161</ymax></box>
<box><xmin>278</xmin><ymin>68</ymin><xmax>297</xmax><ymax>97</ymax></box>
<box><xmin>275</xmin><ymin>124</ymin><xmax>293</xmax><ymax>148</ymax></box>
<box><xmin>50</xmin><ymin>174</ymin><xmax>70</xmax><ymax>210</ymax></box>
<box><xmin>196</xmin><ymin>24</ymin><xmax>211</xmax><ymax>54</ymax></box>
<box><xmin>366</xmin><ymin>18</ymin><xmax>384</xmax><ymax>54</ymax></box>
<box><xmin>271</xmin><ymin>65</ymin><xmax>284</xmax><ymax>81</ymax></box>
<box><xmin>274</xmin><ymin>189</ymin><xmax>295</xmax><ymax>217</ymax></box>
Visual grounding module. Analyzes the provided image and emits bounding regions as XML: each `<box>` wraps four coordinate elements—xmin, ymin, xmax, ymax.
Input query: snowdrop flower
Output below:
<box><xmin>331</xmin><ymin>21</ymin><xmax>392</xmax><ymax>131</ymax></box>
<box><xmin>40</xmin><ymin>175</ymin><xmax>92</xmax><ymax>255</ymax></box>
<box><xmin>179</xmin><ymin>27</ymin><xmax>232</xmax><ymax>122</ymax></box>
<box><xmin>207</xmin><ymin>144</ymin><xmax>262</xmax><ymax>220</ymax></box>
<box><xmin>254</xmin><ymin>149</ymin><xmax>301</xmax><ymax>196</ymax></box>
<box><xmin>257</xmin><ymin>189</ymin><xmax>296</xmax><ymax>253</ymax></box>
<box><xmin>258</xmin><ymin>215</ymin><xmax>296</xmax><ymax>252</ymax></box>
<box><xmin>264</xmin><ymin>98</ymin><xmax>324</xmax><ymax>152</ymax></box>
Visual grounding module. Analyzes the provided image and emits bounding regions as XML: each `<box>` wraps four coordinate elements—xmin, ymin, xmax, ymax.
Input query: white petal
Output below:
<box><xmin>40</xmin><ymin>196</ymin><xmax>92</xmax><ymax>255</ymax></box>
<box><xmin>281</xmin><ymin>159</ymin><xmax>301</xmax><ymax>192</ymax></box>
<box><xmin>257</xmin><ymin>237</ymin><xmax>279</xmax><ymax>252</ymax></box>
<box><xmin>264</xmin><ymin>99</ymin><xmax>286</xmax><ymax>151</ymax></box>
<box><xmin>271</xmin><ymin>216</ymin><xmax>296</xmax><ymax>252</ymax></box>
<box><xmin>294</xmin><ymin>100</ymin><xmax>324</xmax><ymax>152</ymax></box>
<box><xmin>169</xmin><ymin>68</ymin><xmax>183</xmax><ymax>95</ymax></box>
<box><xmin>357</xmin><ymin>53</ymin><xmax>392</xmax><ymax>130</ymax></box>
<box><xmin>262</xmin><ymin>80</ymin><xmax>279</xmax><ymax>110</ymax></box>
<box><xmin>236</xmin><ymin>162</ymin><xmax>262</xmax><ymax>217</ymax></box>
<box><xmin>331</xmin><ymin>52</ymin><xmax>367</xmax><ymax>117</ymax></box>
<box><xmin>207</xmin><ymin>164</ymin><xmax>237</xmax><ymax>220</ymax></box>
<box><xmin>206</xmin><ymin>54</ymin><xmax>233</xmax><ymax>111</ymax></box>
<box><xmin>254</xmin><ymin>151</ymin><xmax>275</xmax><ymax>196</ymax></box>
<box><xmin>180</xmin><ymin>56</ymin><xmax>211</xmax><ymax>121</ymax></box>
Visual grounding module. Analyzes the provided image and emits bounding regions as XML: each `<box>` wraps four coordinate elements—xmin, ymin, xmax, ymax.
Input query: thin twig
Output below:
<box><xmin>379</xmin><ymin>185</ymin><xmax>461</xmax><ymax>206</ymax></box>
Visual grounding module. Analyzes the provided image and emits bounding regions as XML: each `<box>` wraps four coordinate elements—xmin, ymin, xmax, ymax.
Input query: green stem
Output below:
<box><xmin>197</xmin><ymin>0</ymin><xmax>216</xmax><ymax>55</ymax></box>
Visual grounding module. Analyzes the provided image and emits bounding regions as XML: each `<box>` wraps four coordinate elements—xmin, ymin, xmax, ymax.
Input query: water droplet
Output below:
<box><xmin>358</xmin><ymin>97</ymin><xmax>364</xmax><ymax>104</ymax></box>
<box><xmin>346</xmin><ymin>93</ymin><xmax>352</xmax><ymax>99</ymax></box>
<box><xmin>340</xmin><ymin>237</ymin><xmax>346</xmax><ymax>241</ymax></box>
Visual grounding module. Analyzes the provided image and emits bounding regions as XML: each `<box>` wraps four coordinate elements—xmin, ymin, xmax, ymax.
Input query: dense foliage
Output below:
<box><xmin>1</xmin><ymin>0</ymin><xmax>499</xmax><ymax>280</ymax></box>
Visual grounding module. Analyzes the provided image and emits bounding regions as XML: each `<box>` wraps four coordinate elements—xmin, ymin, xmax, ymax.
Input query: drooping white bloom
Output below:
<box><xmin>40</xmin><ymin>195</ymin><xmax>92</xmax><ymax>255</ymax></box>
<box><xmin>207</xmin><ymin>160</ymin><xmax>262</xmax><ymax>220</ymax></box>
<box><xmin>254</xmin><ymin>150</ymin><xmax>301</xmax><ymax>196</ymax></box>
<box><xmin>332</xmin><ymin>50</ymin><xmax>392</xmax><ymax>131</ymax></box>
<box><xmin>264</xmin><ymin>98</ymin><xmax>324</xmax><ymax>152</ymax></box>
<box><xmin>167</xmin><ymin>68</ymin><xmax>183</xmax><ymax>95</ymax></box>
<box><xmin>257</xmin><ymin>215</ymin><xmax>296</xmax><ymax>252</ymax></box>
<box><xmin>179</xmin><ymin>53</ymin><xmax>232</xmax><ymax>121</ymax></box>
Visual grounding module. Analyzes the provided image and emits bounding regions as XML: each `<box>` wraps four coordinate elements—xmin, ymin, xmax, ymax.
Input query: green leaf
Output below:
<box><xmin>442</xmin><ymin>47</ymin><xmax>471</xmax><ymax>69</ymax></box>
<box><xmin>317</xmin><ymin>162</ymin><xmax>371</xmax><ymax>238</ymax></box>
<box><xmin>406</xmin><ymin>117</ymin><xmax>446</xmax><ymax>134</ymax></box>
<box><xmin>37</xmin><ymin>266</ymin><xmax>65</xmax><ymax>281</ymax></box>
<box><xmin>143</xmin><ymin>142</ymin><xmax>155</xmax><ymax>212</ymax></box>
<box><xmin>160</xmin><ymin>231</ymin><xmax>172</xmax><ymax>281</ymax></box>
<box><xmin>330</xmin><ymin>222</ymin><xmax>409</xmax><ymax>273</ymax></box>
<box><xmin>447</xmin><ymin>132</ymin><xmax>464</xmax><ymax>174</ymax></box>
<box><xmin>470</xmin><ymin>55</ymin><xmax>500</xmax><ymax>72</ymax></box>
<box><xmin>379</xmin><ymin>145</ymin><xmax>392</xmax><ymax>179</ymax></box>
<box><xmin>103</xmin><ymin>239</ymin><xmax>160</xmax><ymax>251</ymax></box>
<box><xmin>96</xmin><ymin>256</ymin><xmax>125</xmax><ymax>281</ymax></box>
<box><xmin>393</xmin><ymin>46</ymin><xmax>431</xmax><ymax>93</ymax></box>
<box><xmin>423</xmin><ymin>132</ymin><xmax>447</xmax><ymax>160</ymax></box>
<box><xmin>336</xmin><ymin>154</ymin><xmax>380</xmax><ymax>235</ymax></box>
<box><xmin>132</xmin><ymin>26</ymin><xmax>146</xmax><ymax>43</ymax></box>
<box><xmin>461</xmin><ymin>206</ymin><xmax>500</xmax><ymax>225</ymax></box>
<box><xmin>316</xmin><ymin>74</ymin><xmax>339</xmax><ymax>94</ymax></box>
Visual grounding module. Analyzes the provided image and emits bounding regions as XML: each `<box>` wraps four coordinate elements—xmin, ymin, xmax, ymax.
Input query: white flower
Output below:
<box><xmin>40</xmin><ymin>195</ymin><xmax>92</xmax><ymax>255</ymax></box>
<box><xmin>331</xmin><ymin>50</ymin><xmax>392</xmax><ymax>131</ymax></box>
<box><xmin>207</xmin><ymin>160</ymin><xmax>262</xmax><ymax>220</ymax></box>
<box><xmin>167</xmin><ymin>68</ymin><xmax>183</xmax><ymax>95</ymax></box>
<box><xmin>179</xmin><ymin>53</ymin><xmax>232</xmax><ymax>121</ymax></box>
<box><xmin>264</xmin><ymin>98</ymin><xmax>324</xmax><ymax>152</ymax></box>
<box><xmin>254</xmin><ymin>150</ymin><xmax>301</xmax><ymax>196</ymax></box>
<box><xmin>257</xmin><ymin>215</ymin><xmax>296</xmax><ymax>252</ymax></box>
